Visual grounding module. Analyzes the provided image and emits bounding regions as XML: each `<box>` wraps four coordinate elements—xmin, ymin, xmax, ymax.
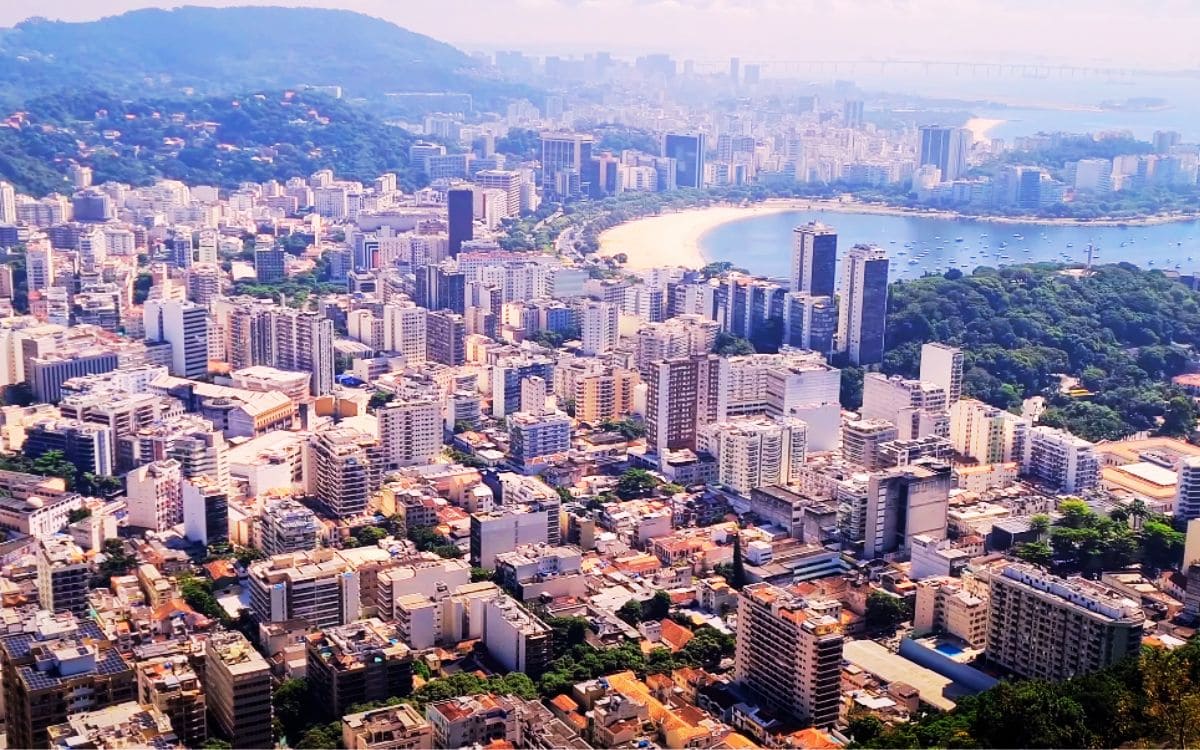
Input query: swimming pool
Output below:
<box><xmin>934</xmin><ymin>642</ymin><xmax>965</xmax><ymax>656</ymax></box>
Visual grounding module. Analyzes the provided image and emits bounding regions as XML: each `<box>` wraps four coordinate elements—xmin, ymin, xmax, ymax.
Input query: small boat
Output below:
<box><xmin>1066</xmin><ymin>243</ymin><xmax>1073</xmax><ymax>248</ymax></box>
<box><xmin>1013</xmin><ymin>233</ymin><xmax>1024</xmax><ymax>239</ymax></box>
<box><xmin>954</xmin><ymin>237</ymin><xmax>964</xmax><ymax>243</ymax></box>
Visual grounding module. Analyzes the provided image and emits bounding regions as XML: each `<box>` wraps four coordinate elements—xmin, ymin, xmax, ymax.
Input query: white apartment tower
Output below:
<box><xmin>919</xmin><ymin>342</ymin><xmax>964</xmax><ymax>404</ymax></box>
<box><xmin>143</xmin><ymin>299</ymin><xmax>210</xmax><ymax>379</ymax></box>
<box><xmin>1177</xmin><ymin>457</ymin><xmax>1200</xmax><ymax>522</ymax></box>
<box><xmin>377</xmin><ymin>399</ymin><xmax>442</xmax><ymax>470</ymax></box>
<box><xmin>949</xmin><ymin>399</ymin><xmax>1029</xmax><ymax>464</ymax></box>
<box><xmin>581</xmin><ymin>300</ymin><xmax>619</xmax><ymax>356</ymax></box>
<box><xmin>383</xmin><ymin>303</ymin><xmax>428</xmax><ymax>365</ymax></box>
<box><xmin>1024</xmin><ymin>426</ymin><xmax>1099</xmax><ymax>494</ymax></box>
<box><xmin>699</xmin><ymin>417</ymin><xmax>808</xmax><ymax>496</ymax></box>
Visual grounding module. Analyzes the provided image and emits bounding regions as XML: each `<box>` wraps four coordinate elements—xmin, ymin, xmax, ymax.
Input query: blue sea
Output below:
<box><xmin>698</xmin><ymin>210</ymin><xmax>1200</xmax><ymax>281</ymax></box>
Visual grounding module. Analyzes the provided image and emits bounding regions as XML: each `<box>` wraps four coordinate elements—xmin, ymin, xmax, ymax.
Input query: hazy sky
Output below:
<box><xmin>2</xmin><ymin>0</ymin><xmax>1198</xmax><ymax>69</ymax></box>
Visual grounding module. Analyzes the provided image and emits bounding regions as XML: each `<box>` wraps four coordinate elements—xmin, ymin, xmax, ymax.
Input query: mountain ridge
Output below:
<box><xmin>0</xmin><ymin>6</ymin><xmax>521</xmax><ymax>110</ymax></box>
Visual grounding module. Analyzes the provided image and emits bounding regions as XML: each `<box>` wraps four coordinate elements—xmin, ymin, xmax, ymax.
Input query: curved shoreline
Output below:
<box><xmin>597</xmin><ymin>198</ymin><xmax>1200</xmax><ymax>270</ymax></box>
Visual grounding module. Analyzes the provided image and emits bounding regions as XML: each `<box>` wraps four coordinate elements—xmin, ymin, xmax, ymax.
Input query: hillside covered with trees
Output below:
<box><xmin>881</xmin><ymin>263</ymin><xmax>1200</xmax><ymax>440</ymax></box>
<box><xmin>0</xmin><ymin>91</ymin><xmax>425</xmax><ymax>196</ymax></box>
<box><xmin>0</xmin><ymin>7</ymin><xmax>528</xmax><ymax>111</ymax></box>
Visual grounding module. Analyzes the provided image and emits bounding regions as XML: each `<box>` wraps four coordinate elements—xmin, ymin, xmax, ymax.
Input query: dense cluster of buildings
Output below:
<box><xmin>0</xmin><ymin>67</ymin><xmax>1195</xmax><ymax>749</ymax></box>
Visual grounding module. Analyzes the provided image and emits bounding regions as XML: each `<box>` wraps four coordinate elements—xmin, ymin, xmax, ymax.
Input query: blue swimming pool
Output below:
<box><xmin>934</xmin><ymin>642</ymin><xmax>965</xmax><ymax>656</ymax></box>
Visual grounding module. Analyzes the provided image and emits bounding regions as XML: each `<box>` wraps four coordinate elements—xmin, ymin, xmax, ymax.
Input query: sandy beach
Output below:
<box><xmin>597</xmin><ymin>203</ymin><xmax>797</xmax><ymax>269</ymax></box>
<box><xmin>598</xmin><ymin>197</ymin><xmax>1200</xmax><ymax>270</ymax></box>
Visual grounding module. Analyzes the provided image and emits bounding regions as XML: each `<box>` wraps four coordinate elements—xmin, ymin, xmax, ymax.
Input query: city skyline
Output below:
<box><xmin>2</xmin><ymin>0</ymin><xmax>1199</xmax><ymax>69</ymax></box>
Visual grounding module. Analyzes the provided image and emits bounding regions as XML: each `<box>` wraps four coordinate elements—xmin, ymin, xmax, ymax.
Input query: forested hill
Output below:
<box><xmin>882</xmin><ymin>263</ymin><xmax>1200</xmax><ymax>441</ymax></box>
<box><xmin>0</xmin><ymin>91</ymin><xmax>424</xmax><ymax>197</ymax></box>
<box><xmin>0</xmin><ymin>7</ymin><xmax>522</xmax><ymax>108</ymax></box>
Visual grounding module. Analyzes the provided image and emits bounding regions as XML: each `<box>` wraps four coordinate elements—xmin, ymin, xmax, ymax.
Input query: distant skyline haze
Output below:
<box><xmin>1</xmin><ymin>0</ymin><xmax>1198</xmax><ymax>69</ymax></box>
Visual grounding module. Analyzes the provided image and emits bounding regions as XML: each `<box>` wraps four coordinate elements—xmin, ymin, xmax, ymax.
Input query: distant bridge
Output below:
<box><xmin>691</xmin><ymin>59</ymin><xmax>1200</xmax><ymax>80</ymax></box>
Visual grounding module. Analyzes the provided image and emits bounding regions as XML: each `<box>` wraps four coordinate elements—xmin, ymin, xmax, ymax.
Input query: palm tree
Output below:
<box><xmin>1128</xmin><ymin>499</ymin><xmax>1150</xmax><ymax>530</ymax></box>
<box><xmin>1029</xmin><ymin>513</ymin><xmax>1052</xmax><ymax>539</ymax></box>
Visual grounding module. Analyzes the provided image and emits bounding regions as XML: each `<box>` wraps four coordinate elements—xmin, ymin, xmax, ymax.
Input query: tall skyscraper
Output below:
<box><xmin>143</xmin><ymin>299</ymin><xmax>210</xmax><ymax>379</ymax></box>
<box><xmin>646</xmin><ymin>354</ymin><xmax>723</xmax><ymax>457</ymax></box>
<box><xmin>426</xmin><ymin>309</ymin><xmax>466</xmax><ymax>366</ymax></box>
<box><xmin>271</xmin><ymin>309</ymin><xmax>335</xmax><ymax>395</ymax></box>
<box><xmin>918</xmin><ymin>125</ymin><xmax>970</xmax><ymax>181</ymax></box>
<box><xmin>836</xmin><ymin>244</ymin><xmax>889</xmax><ymax>365</ymax></box>
<box><xmin>663</xmin><ymin>132</ymin><xmax>706</xmax><ymax>190</ymax></box>
<box><xmin>447</xmin><ymin>187</ymin><xmax>474</xmax><ymax>256</ymax></box>
<box><xmin>791</xmin><ymin>221</ymin><xmax>837</xmax><ymax>297</ymax></box>
<box><xmin>540</xmin><ymin>133</ymin><xmax>594</xmax><ymax>199</ymax></box>
<box><xmin>0</xmin><ymin>181</ymin><xmax>15</xmax><ymax>224</ymax></box>
<box><xmin>843</xmin><ymin>100</ymin><xmax>865</xmax><ymax>127</ymax></box>
<box><xmin>728</xmin><ymin>57</ymin><xmax>740</xmax><ymax>83</ymax></box>
<box><xmin>735</xmin><ymin>582</ymin><xmax>843</xmax><ymax>727</ymax></box>
<box><xmin>919</xmin><ymin>342</ymin><xmax>964</xmax><ymax>404</ymax></box>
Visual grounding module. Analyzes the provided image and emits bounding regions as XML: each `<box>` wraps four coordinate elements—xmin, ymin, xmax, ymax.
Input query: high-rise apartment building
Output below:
<box><xmin>863</xmin><ymin>461</ymin><xmax>952</xmax><ymax>559</ymax></box>
<box><xmin>646</xmin><ymin>354</ymin><xmax>723</xmax><ymax>457</ymax></box>
<box><xmin>124</xmin><ymin>459</ymin><xmax>183</xmax><ymax>531</ymax></box>
<box><xmin>835</xmin><ymin>244</ymin><xmax>889</xmax><ymax>365</ymax></box>
<box><xmin>205</xmin><ymin>631</ymin><xmax>273</xmax><ymax>750</ymax></box>
<box><xmin>271</xmin><ymin>308</ymin><xmax>335</xmax><ymax>395</ymax></box>
<box><xmin>861</xmin><ymin>373</ymin><xmax>949</xmax><ymax>440</ymax></box>
<box><xmin>663</xmin><ymin>132</ymin><xmax>706</xmax><ymax>190</ymax></box>
<box><xmin>791</xmin><ymin>221</ymin><xmax>837</xmax><ymax>297</ymax></box>
<box><xmin>248</xmin><ymin>549</ymin><xmax>363</xmax><ymax>628</ymax></box>
<box><xmin>378</xmin><ymin>399</ymin><xmax>442</xmax><ymax>470</ymax></box>
<box><xmin>307</xmin><ymin>619</ymin><xmax>414</xmax><ymax>718</ymax></box>
<box><xmin>309</xmin><ymin>426</ymin><xmax>379</xmax><ymax>518</ymax></box>
<box><xmin>475</xmin><ymin>169</ymin><xmax>522</xmax><ymax>216</ymax></box>
<box><xmin>581</xmin><ymin>300</ymin><xmax>619</xmax><ymax>356</ymax></box>
<box><xmin>919</xmin><ymin>342</ymin><xmax>964</xmax><ymax>404</ymax></box>
<box><xmin>541</xmin><ymin>133</ymin><xmax>594</xmax><ymax>199</ymax></box>
<box><xmin>254</xmin><ymin>247</ymin><xmax>286</xmax><ymax>282</ymax></box>
<box><xmin>699</xmin><ymin>417</ymin><xmax>808</xmax><ymax>496</ymax></box>
<box><xmin>24</xmin><ymin>418</ymin><xmax>114</xmax><ymax>477</ymax></box>
<box><xmin>734</xmin><ymin>583</ymin><xmax>844</xmax><ymax>727</ymax></box>
<box><xmin>37</xmin><ymin>536</ymin><xmax>90</xmax><ymax>615</ymax></box>
<box><xmin>182</xmin><ymin>476</ymin><xmax>229</xmax><ymax>548</ymax></box>
<box><xmin>782</xmin><ymin>292</ymin><xmax>837</xmax><ymax>355</ymax></box>
<box><xmin>383</xmin><ymin>303</ymin><xmax>427</xmax><ymax>365</ymax></box>
<box><xmin>484</xmin><ymin>595</ymin><xmax>554</xmax><ymax>678</ymax></box>
<box><xmin>1025</xmin><ymin>426</ymin><xmax>1099</xmax><ymax>494</ymax></box>
<box><xmin>447</xmin><ymin>187</ymin><xmax>474</xmax><ymax>256</ymax></box>
<box><xmin>1178</xmin><ymin>457</ymin><xmax>1200</xmax><ymax>522</ymax></box>
<box><xmin>918</xmin><ymin>125</ymin><xmax>970</xmax><ymax>181</ymax></box>
<box><xmin>841</xmin><ymin>418</ymin><xmax>899</xmax><ymax>470</ymax></box>
<box><xmin>258</xmin><ymin>497</ymin><xmax>319</xmax><ymax>555</ymax></box>
<box><xmin>426</xmin><ymin>309</ymin><xmax>466</xmax><ymax>366</ymax></box>
<box><xmin>136</xmin><ymin>657</ymin><xmax>207</xmax><ymax>747</ymax></box>
<box><xmin>985</xmin><ymin>563</ymin><xmax>1143</xmax><ymax>681</ymax></box>
<box><xmin>143</xmin><ymin>299</ymin><xmax>210</xmax><ymax>379</ymax></box>
<box><xmin>949</xmin><ymin>399</ymin><xmax>1029</xmax><ymax>464</ymax></box>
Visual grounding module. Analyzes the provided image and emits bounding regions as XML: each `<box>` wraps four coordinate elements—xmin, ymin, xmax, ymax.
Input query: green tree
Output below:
<box><xmin>1162</xmin><ymin>395</ymin><xmax>1198</xmax><ymax>436</ymax></box>
<box><xmin>711</xmin><ymin>332</ymin><xmax>755</xmax><ymax>356</ymax></box>
<box><xmin>865</xmin><ymin>590</ymin><xmax>912</xmax><ymax>632</ymax></box>
<box><xmin>615</xmin><ymin>468</ymin><xmax>661</xmax><ymax>499</ymax></box>
<box><xmin>616</xmin><ymin>599</ymin><xmax>643</xmax><ymax>625</ymax></box>
<box><xmin>729</xmin><ymin>533</ymin><xmax>747</xmax><ymax>590</ymax></box>
<box><xmin>1014</xmin><ymin>541</ymin><xmax>1053</xmax><ymax>567</ymax></box>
